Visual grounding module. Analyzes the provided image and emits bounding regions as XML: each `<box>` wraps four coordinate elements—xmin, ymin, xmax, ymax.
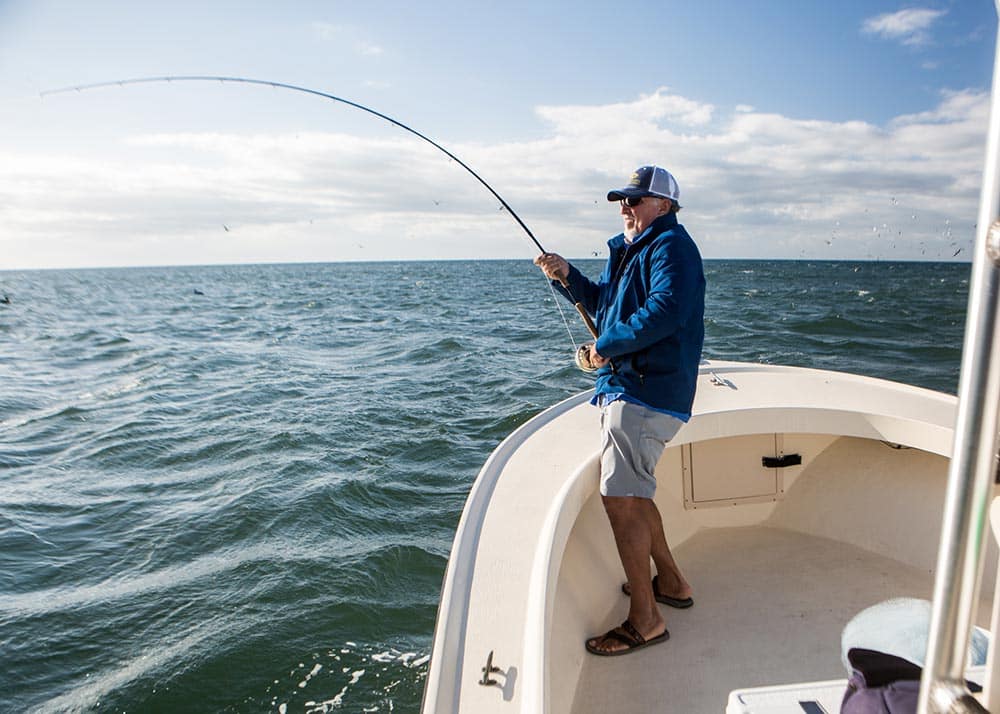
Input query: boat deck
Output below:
<box><xmin>571</xmin><ymin>525</ymin><xmax>992</xmax><ymax>714</ymax></box>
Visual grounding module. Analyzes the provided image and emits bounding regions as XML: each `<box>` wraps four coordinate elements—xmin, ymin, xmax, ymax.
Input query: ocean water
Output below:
<box><xmin>0</xmin><ymin>259</ymin><xmax>970</xmax><ymax>713</ymax></box>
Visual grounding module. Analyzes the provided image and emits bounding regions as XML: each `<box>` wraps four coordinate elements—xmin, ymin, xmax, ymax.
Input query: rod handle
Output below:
<box><xmin>558</xmin><ymin>277</ymin><xmax>599</xmax><ymax>339</ymax></box>
<box><xmin>574</xmin><ymin>302</ymin><xmax>599</xmax><ymax>339</ymax></box>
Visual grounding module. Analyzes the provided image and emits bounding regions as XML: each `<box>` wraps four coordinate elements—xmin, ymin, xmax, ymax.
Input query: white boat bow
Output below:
<box><xmin>423</xmin><ymin>360</ymin><xmax>993</xmax><ymax>713</ymax></box>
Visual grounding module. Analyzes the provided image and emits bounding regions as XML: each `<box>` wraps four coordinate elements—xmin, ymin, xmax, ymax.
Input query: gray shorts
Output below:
<box><xmin>600</xmin><ymin>399</ymin><xmax>684</xmax><ymax>499</ymax></box>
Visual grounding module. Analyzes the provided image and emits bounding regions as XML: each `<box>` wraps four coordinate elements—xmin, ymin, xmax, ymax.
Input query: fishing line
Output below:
<box><xmin>41</xmin><ymin>75</ymin><xmax>600</xmax><ymax>353</ymax></box>
<box><xmin>548</xmin><ymin>282</ymin><xmax>581</xmax><ymax>350</ymax></box>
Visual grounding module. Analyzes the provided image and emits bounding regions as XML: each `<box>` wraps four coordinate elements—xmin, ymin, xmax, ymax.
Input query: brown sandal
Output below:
<box><xmin>585</xmin><ymin>619</ymin><xmax>669</xmax><ymax>656</ymax></box>
<box><xmin>621</xmin><ymin>575</ymin><xmax>694</xmax><ymax>609</ymax></box>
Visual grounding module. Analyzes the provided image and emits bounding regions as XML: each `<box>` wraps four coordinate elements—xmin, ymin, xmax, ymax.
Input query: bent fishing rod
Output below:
<box><xmin>40</xmin><ymin>75</ymin><xmax>600</xmax><ymax>342</ymax></box>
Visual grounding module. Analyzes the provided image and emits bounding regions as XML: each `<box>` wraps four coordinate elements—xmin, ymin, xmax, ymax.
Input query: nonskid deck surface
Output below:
<box><xmin>570</xmin><ymin>525</ymin><xmax>989</xmax><ymax>714</ymax></box>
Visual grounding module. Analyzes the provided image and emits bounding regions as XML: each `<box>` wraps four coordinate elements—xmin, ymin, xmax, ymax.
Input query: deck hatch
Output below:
<box><xmin>682</xmin><ymin>433</ymin><xmax>790</xmax><ymax>509</ymax></box>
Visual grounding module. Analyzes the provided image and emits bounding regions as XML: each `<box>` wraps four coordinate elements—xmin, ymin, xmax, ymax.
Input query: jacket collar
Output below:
<box><xmin>608</xmin><ymin>212</ymin><xmax>679</xmax><ymax>251</ymax></box>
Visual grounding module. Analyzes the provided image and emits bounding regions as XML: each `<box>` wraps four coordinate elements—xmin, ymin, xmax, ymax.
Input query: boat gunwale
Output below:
<box><xmin>421</xmin><ymin>389</ymin><xmax>593</xmax><ymax>713</ymax></box>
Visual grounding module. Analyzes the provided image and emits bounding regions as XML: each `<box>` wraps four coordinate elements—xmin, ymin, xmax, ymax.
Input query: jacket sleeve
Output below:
<box><xmin>594</xmin><ymin>239</ymin><xmax>700</xmax><ymax>358</ymax></box>
<box><xmin>552</xmin><ymin>262</ymin><xmax>600</xmax><ymax>316</ymax></box>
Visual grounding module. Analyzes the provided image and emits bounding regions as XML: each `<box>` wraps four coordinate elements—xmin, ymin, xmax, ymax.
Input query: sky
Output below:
<box><xmin>1</xmin><ymin>0</ymin><xmax>998</xmax><ymax>269</ymax></box>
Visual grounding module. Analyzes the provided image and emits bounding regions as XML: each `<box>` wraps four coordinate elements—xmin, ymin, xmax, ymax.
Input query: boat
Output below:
<box><xmin>423</xmin><ymin>3</ymin><xmax>1000</xmax><ymax>711</ymax></box>
<box><xmin>421</xmin><ymin>361</ymin><xmax>991</xmax><ymax>713</ymax></box>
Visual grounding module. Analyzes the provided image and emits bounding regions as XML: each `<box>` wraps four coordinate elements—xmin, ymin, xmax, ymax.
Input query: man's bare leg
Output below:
<box><xmin>619</xmin><ymin>499</ymin><xmax>692</xmax><ymax>600</ymax></box>
<box><xmin>648</xmin><ymin>499</ymin><xmax>693</xmax><ymax>600</ymax></box>
<box><xmin>586</xmin><ymin>495</ymin><xmax>666</xmax><ymax>654</ymax></box>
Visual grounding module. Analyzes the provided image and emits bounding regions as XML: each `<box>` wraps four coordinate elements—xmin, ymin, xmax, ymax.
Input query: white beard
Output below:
<box><xmin>624</xmin><ymin>227</ymin><xmax>638</xmax><ymax>244</ymax></box>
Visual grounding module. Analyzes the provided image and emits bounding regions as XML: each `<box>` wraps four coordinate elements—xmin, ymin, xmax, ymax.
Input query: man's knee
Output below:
<box><xmin>602</xmin><ymin>495</ymin><xmax>646</xmax><ymax>521</ymax></box>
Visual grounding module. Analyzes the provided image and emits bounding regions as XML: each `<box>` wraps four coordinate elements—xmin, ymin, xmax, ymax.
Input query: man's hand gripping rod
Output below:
<box><xmin>535</xmin><ymin>252</ymin><xmax>603</xmax><ymax>373</ymax></box>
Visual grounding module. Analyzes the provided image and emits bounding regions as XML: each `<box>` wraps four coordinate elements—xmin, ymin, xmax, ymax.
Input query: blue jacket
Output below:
<box><xmin>558</xmin><ymin>212</ymin><xmax>705</xmax><ymax>418</ymax></box>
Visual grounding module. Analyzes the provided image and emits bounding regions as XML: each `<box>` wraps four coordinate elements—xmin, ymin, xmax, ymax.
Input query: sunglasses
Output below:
<box><xmin>620</xmin><ymin>196</ymin><xmax>647</xmax><ymax>208</ymax></box>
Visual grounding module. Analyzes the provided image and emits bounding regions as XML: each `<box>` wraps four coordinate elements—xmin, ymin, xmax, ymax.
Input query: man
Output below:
<box><xmin>534</xmin><ymin>165</ymin><xmax>705</xmax><ymax>656</ymax></box>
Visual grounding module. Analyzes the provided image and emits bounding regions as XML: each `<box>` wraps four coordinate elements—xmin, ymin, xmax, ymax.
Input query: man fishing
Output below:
<box><xmin>534</xmin><ymin>165</ymin><xmax>705</xmax><ymax>656</ymax></box>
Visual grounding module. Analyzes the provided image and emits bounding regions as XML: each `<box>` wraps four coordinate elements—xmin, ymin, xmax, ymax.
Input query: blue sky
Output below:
<box><xmin>1</xmin><ymin>0</ymin><xmax>997</xmax><ymax>268</ymax></box>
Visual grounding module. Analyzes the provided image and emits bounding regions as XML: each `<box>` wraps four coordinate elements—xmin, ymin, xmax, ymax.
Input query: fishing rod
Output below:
<box><xmin>40</xmin><ymin>75</ymin><xmax>600</xmax><ymax>345</ymax></box>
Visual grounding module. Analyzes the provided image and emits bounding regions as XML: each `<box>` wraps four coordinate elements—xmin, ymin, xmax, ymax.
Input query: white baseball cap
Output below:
<box><xmin>607</xmin><ymin>165</ymin><xmax>681</xmax><ymax>205</ymax></box>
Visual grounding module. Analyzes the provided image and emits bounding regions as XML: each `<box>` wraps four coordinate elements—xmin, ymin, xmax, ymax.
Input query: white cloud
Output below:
<box><xmin>0</xmin><ymin>85</ymin><xmax>987</xmax><ymax>268</ymax></box>
<box><xmin>536</xmin><ymin>88</ymin><xmax>715</xmax><ymax>136</ymax></box>
<box><xmin>356</xmin><ymin>41</ymin><xmax>383</xmax><ymax>57</ymax></box>
<box><xmin>861</xmin><ymin>8</ymin><xmax>946</xmax><ymax>47</ymax></box>
<box><xmin>311</xmin><ymin>21</ymin><xmax>341</xmax><ymax>40</ymax></box>
<box><xmin>311</xmin><ymin>21</ymin><xmax>383</xmax><ymax>57</ymax></box>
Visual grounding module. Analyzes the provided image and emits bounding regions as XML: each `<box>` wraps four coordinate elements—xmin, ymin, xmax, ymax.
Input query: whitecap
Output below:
<box><xmin>298</xmin><ymin>663</ymin><xmax>323</xmax><ymax>688</ymax></box>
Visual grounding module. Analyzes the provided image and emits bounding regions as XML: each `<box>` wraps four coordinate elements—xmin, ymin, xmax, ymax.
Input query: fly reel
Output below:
<box><xmin>575</xmin><ymin>343</ymin><xmax>599</xmax><ymax>373</ymax></box>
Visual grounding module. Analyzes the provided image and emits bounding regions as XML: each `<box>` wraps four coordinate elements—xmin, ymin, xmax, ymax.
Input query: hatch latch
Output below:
<box><xmin>762</xmin><ymin>454</ymin><xmax>802</xmax><ymax>468</ymax></box>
